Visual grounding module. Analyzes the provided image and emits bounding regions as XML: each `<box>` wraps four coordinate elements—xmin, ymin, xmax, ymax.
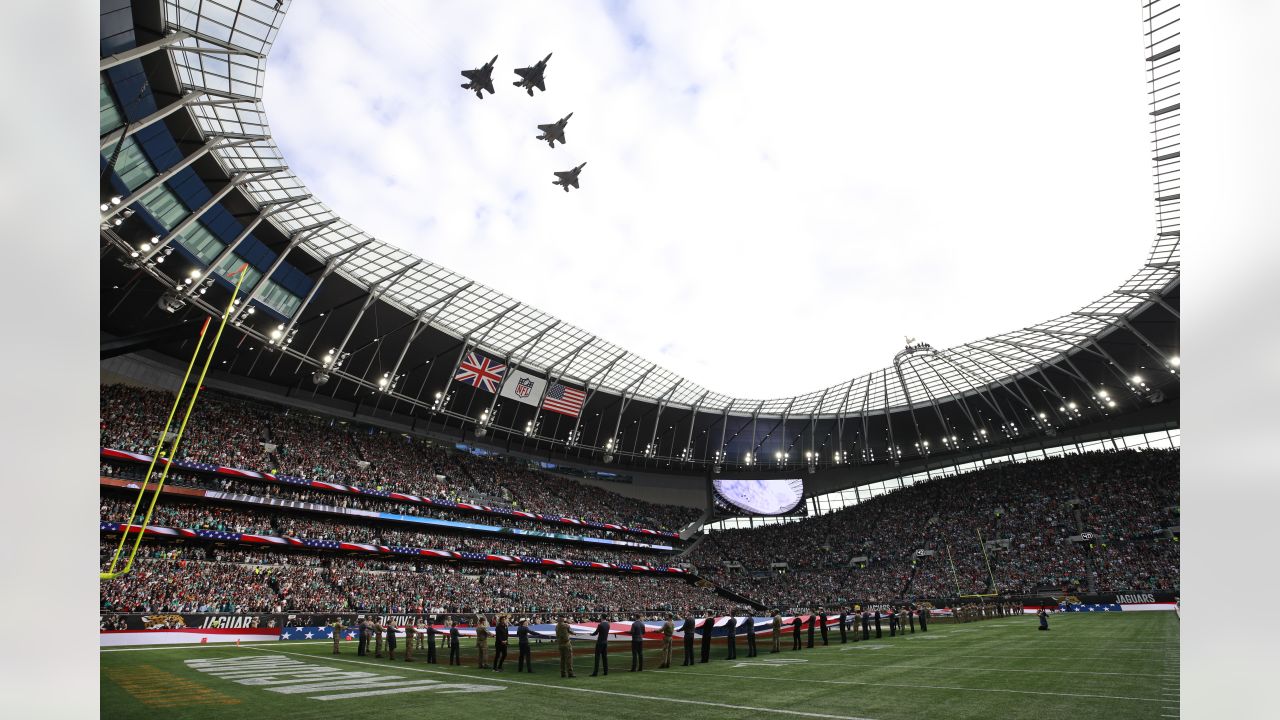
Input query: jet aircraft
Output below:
<box><xmin>461</xmin><ymin>55</ymin><xmax>499</xmax><ymax>99</ymax></box>
<box><xmin>513</xmin><ymin>53</ymin><xmax>552</xmax><ymax>96</ymax></box>
<box><xmin>536</xmin><ymin>113</ymin><xmax>573</xmax><ymax>148</ymax></box>
<box><xmin>552</xmin><ymin>162</ymin><xmax>586</xmax><ymax>192</ymax></box>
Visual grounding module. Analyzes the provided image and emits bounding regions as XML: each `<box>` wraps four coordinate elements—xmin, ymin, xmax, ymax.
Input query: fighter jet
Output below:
<box><xmin>536</xmin><ymin>113</ymin><xmax>573</xmax><ymax>148</ymax></box>
<box><xmin>552</xmin><ymin>162</ymin><xmax>586</xmax><ymax>192</ymax></box>
<box><xmin>513</xmin><ymin>53</ymin><xmax>552</xmax><ymax>96</ymax></box>
<box><xmin>460</xmin><ymin>55</ymin><xmax>499</xmax><ymax>99</ymax></box>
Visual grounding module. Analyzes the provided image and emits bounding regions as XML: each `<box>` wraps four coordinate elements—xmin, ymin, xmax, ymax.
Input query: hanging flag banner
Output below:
<box><xmin>454</xmin><ymin>351</ymin><xmax>507</xmax><ymax>393</ymax></box>
<box><xmin>499</xmin><ymin>368</ymin><xmax>547</xmax><ymax>407</ymax></box>
<box><xmin>542</xmin><ymin>382</ymin><xmax>586</xmax><ymax>417</ymax></box>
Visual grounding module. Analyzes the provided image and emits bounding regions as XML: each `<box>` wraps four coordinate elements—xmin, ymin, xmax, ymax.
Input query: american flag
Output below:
<box><xmin>454</xmin><ymin>351</ymin><xmax>506</xmax><ymax>393</ymax></box>
<box><xmin>542</xmin><ymin>383</ymin><xmax>586</xmax><ymax>417</ymax></box>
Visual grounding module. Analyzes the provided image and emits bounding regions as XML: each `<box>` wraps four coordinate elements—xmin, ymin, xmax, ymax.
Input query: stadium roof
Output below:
<box><xmin>99</xmin><ymin>1</ymin><xmax>1178</xmax><ymax>476</ymax></box>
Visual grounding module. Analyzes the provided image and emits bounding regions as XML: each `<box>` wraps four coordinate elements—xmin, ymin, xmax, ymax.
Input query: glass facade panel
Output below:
<box><xmin>138</xmin><ymin>185</ymin><xmax>189</xmax><ymax>228</ymax></box>
<box><xmin>110</xmin><ymin>137</ymin><xmax>156</xmax><ymax>191</ymax></box>
<box><xmin>99</xmin><ymin>82</ymin><xmax>123</xmax><ymax>135</ymax></box>
<box><xmin>177</xmin><ymin>222</ymin><xmax>225</xmax><ymax>264</ymax></box>
<box><xmin>257</xmin><ymin>278</ymin><xmax>301</xmax><ymax>317</ymax></box>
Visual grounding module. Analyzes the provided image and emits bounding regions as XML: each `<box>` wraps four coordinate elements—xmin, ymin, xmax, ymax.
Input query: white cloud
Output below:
<box><xmin>263</xmin><ymin>0</ymin><xmax>1153</xmax><ymax>399</ymax></box>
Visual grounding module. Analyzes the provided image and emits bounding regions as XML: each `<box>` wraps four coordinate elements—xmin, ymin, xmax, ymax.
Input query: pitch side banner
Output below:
<box><xmin>499</xmin><ymin>368</ymin><xmax>547</xmax><ymax>407</ymax></box>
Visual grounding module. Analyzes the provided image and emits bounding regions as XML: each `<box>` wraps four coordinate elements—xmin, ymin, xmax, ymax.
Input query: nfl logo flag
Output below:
<box><xmin>499</xmin><ymin>368</ymin><xmax>547</xmax><ymax>407</ymax></box>
<box><xmin>455</xmin><ymin>351</ymin><xmax>506</xmax><ymax>393</ymax></box>
<box><xmin>542</xmin><ymin>382</ymin><xmax>586</xmax><ymax>417</ymax></box>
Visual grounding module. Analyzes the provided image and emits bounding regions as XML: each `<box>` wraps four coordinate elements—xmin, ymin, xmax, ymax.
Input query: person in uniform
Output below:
<box><xmin>517</xmin><ymin>618</ymin><xmax>533</xmax><ymax>673</ymax></box>
<box><xmin>448</xmin><ymin>618</ymin><xmax>462</xmax><ymax>665</ymax></box>
<box><xmin>906</xmin><ymin>606</ymin><xmax>915</xmax><ymax>633</ymax></box>
<box><xmin>861</xmin><ymin>610</ymin><xmax>871</xmax><ymax>641</ymax></box>
<box><xmin>630</xmin><ymin>614</ymin><xmax>646</xmax><ymax>671</ymax></box>
<box><xmin>889</xmin><ymin>608</ymin><xmax>898</xmax><ymax>637</ymax></box>
<box><xmin>792</xmin><ymin>613</ymin><xmax>803</xmax><ymax>650</ymax></box>
<box><xmin>806</xmin><ymin>610</ymin><xmax>816</xmax><ymax>648</ymax></box>
<box><xmin>475</xmin><ymin>612</ymin><xmax>490</xmax><ymax>669</ymax></box>
<box><xmin>557</xmin><ymin>616</ymin><xmax>576</xmax><ymax>678</ymax></box>
<box><xmin>660</xmin><ymin>614</ymin><xmax>675</xmax><ymax>668</ymax></box>
<box><xmin>1038</xmin><ymin>609</ymin><xmax>1050</xmax><ymax>631</ymax></box>
<box><xmin>919</xmin><ymin>606</ymin><xmax>929</xmax><ymax>632</ymax></box>
<box><xmin>426</xmin><ymin>616</ymin><xmax>438</xmax><ymax>663</ymax></box>
<box><xmin>770</xmin><ymin>611</ymin><xmax>782</xmax><ymax>653</ymax></box>
<box><xmin>331</xmin><ymin>618</ymin><xmax>343</xmax><ymax>654</ymax></box>
<box><xmin>404</xmin><ymin>622</ymin><xmax>415</xmax><ymax>661</ymax></box>
<box><xmin>493</xmin><ymin>614</ymin><xmax>509</xmax><ymax>671</ymax></box>
<box><xmin>374</xmin><ymin>617</ymin><xmax>385</xmax><ymax>658</ymax></box>
<box><xmin>682</xmin><ymin>612</ymin><xmax>696</xmax><ymax>666</ymax></box>
<box><xmin>838</xmin><ymin>607</ymin><xmax>848</xmax><ymax>644</ymax></box>
<box><xmin>591</xmin><ymin>615</ymin><xmax>610</xmax><ymax>676</ymax></box>
<box><xmin>745</xmin><ymin>612</ymin><xmax>757</xmax><ymax>657</ymax></box>
<box><xmin>700</xmin><ymin>611</ymin><xmax>713</xmax><ymax>663</ymax></box>
<box><xmin>874</xmin><ymin>610</ymin><xmax>882</xmax><ymax>638</ymax></box>
<box><xmin>725</xmin><ymin>611</ymin><xmax>737</xmax><ymax>660</ymax></box>
<box><xmin>385</xmin><ymin>622</ymin><xmax>397</xmax><ymax>661</ymax></box>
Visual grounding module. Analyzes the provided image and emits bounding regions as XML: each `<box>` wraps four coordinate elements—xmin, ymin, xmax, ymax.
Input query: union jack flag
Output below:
<box><xmin>454</xmin><ymin>351</ymin><xmax>506</xmax><ymax>393</ymax></box>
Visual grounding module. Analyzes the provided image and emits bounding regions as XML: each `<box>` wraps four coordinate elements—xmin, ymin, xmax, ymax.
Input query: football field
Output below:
<box><xmin>100</xmin><ymin>613</ymin><xmax>1180</xmax><ymax>720</ymax></box>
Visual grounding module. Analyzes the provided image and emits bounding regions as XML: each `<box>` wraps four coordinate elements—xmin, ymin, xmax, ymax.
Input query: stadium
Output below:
<box><xmin>91</xmin><ymin>1</ymin><xmax>1182</xmax><ymax>719</ymax></box>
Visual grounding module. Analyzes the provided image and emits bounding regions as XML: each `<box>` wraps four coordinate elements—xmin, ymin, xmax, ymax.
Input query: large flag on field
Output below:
<box><xmin>454</xmin><ymin>351</ymin><xmax>506</xmax><ymax>393</ymax></box>
<box><xmin>542</xmin><ymin>382</ymin><xmax>586</xmax><ymax>417</ymax></box>
<box><xmin>499</xmin><ymin>368</ymin><xmax>547</xmax><ymax>407</ymax></box>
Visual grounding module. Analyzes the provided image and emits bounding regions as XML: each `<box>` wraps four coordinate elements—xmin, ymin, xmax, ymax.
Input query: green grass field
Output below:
<box><xmin>101</xmin><ymin>613</ymin><xmax>1180</xmax><ymax>720</ymax></box>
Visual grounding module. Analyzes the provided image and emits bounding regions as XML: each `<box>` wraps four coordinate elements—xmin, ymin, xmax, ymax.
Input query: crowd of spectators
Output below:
<box><xmin>100</xmin><ymin>385</ymin><xmax>700</xmax><ymax>533</ymax></box>
<box><xmin>99</xmin><ymin>543</ymin><xmax>721</xmax><ymax>615</ymax></box>
<box><xmin>99</xmin><ymin>496</ymin><xmax>678</xmax><ymax>566</ymax></box>
<box><xmin>689</xmin><ymin>450</ymin><xmax>1179</xmax><ymax>607</ymax></box>
<box><xmin>101</xmin><ymin>464</ymin><xmax>678</xmax><ymax>547</ymax></box>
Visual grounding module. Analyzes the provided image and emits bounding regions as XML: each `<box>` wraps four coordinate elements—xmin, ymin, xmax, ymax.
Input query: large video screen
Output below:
<box><xmin>712</xmin><ymin>478</ymin><xmax>806</xmax><ymax>517</ymax></box>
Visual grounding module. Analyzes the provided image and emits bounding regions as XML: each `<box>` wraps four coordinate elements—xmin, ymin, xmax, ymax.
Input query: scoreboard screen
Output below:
<box><xmin>712</xmin><ymin>478</ymin><xmax>806</xmax><ymax>516</ymax></box>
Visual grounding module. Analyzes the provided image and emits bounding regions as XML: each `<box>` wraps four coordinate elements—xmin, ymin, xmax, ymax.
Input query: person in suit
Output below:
<box><xmin>861</xmin><ymin>610</ymin><xmax>871</xmax><ymax>641</ymax></box>
<box><xmin>630</xmin><ymin>614</ymin><xmax>646</xmax><ymax>671</ymax></box>
<box><xmin>493</xmin><ymin>614</ymin><xmax>509</xmax><ymax>670</ymax></box>
<box><xmin>819</xmin><ymin>608</ymin><xmax>829</xmax><ymax>645</ymax></box>
<box><xmin>591</xmin><ymin>615</ymin><xmax>610</xmax><ymax>676</ymax></box>
<box><xmin>516</xmin><ymin>618</ymin><xmax>533</xmax><ymax>672</ymax></box>
<box><xmin>919</xmin><ymin>606</ymin><xmax>929</xmax><ymax>632</ymax></box>
<box><xmin>700</xmin><ymin>611</ymin><xmax>713</xmax><ymax>663</ymax></box>
<box><xmin>426</xmin><ymin>616</ymin><xmax>438</xmax><ymax>663</ymax></box>
<box><xmin>770</xmin><ymin>611</ymin><xmax>782</xmax><ymax>653</ymax></box>
<box><xmin>889</xmin><ymin>608</ymin><xmax>898</xmax><ymax>637</ymax></box>
<box><xmin>448</xmin><ymin>619</ymin><xmax>462</xmax><ymax>665</ymax></box>
<box><xmin>725</xmin><ymin>612</ymin><xmax>737</xmax><ymax>660</ymax></box>
<box><xmin>681</xmin><ymin>612</ymin><xmax>696</xmax><ymax>666</ymax></box>
<box><xmin>404</xmin><ymin>622</ymin><xmax>415</xmax><ymax>662</ymax></box>
<box><xmin>874</xmin><ymin>610</ymin><xmax>882</xmax><ymax>638</ymax></box>
<box><xmin>838</xmin><ymin>607</ymin><xmax>848</xmax><ymax>644</ymax></box>
<box><xmin>1038</xmin><ymin>609</ymin><xmax>1050</xmax><ymax>631</ymax></box>
<box><xmin>792</xmin><ymin>614</ymin><xmax>803</xmax><ymax>650</ymax></box>
<box><xmin>475</xmin><ymin>613</ymin><xmax>490</xmax><ymax>669</ymax></box>
<box><xmin>745</xmin><ymin>613</ymin><xmax>757</xmax><ymax>657</ymax></box>
<box><xmin>557</xmin><ymin>616</ymin><xmax>576</xmax><ymax>678</ymax></box>
<box><xmin>906</xmin><ymin>606</ymin><xmax>916</xmax><ymax>633</ymax></box>
<box><xmin>357</xmin><ymin>617</ymin><xmax>369</xmax><ymax>656</ymax></box>
<box><xmin>660</xmin><ymin>614</ymin><xmax>675</xmax><ymax>668</ymax></box>
<box><xmin>807</xmin><ymin>610</ymin><xmax>816</xmax><ymax>648</ymax></box>
<box><xmin>385</xmin><ymin>622</ymin><xmax>397</xmax><ymax>661</ymax></box>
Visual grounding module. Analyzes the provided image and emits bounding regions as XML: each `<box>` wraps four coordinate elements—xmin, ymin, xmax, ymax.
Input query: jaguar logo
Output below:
<box><xmin>141</xmin><ymin>614</ymin><xmax>187</xmax><ymax>629</ymax></box>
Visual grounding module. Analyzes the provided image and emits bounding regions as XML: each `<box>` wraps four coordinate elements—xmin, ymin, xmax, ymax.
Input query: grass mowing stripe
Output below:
<box><xmin>247</xmin><ymin>646</ymin><xmax>881</xmax><ymax>720</ymax></box>
<box><xmin>652</xmin><ymin>669</ymin><xmax>1171</xmax><ymax>703</ymax></box>
<box><xmin>755</xmin><ymin>658</ymin><xmax>1174</xmax><ymax>678</ymax></box>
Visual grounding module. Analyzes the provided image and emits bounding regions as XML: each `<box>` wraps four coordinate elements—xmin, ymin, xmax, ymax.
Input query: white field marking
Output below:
<box><xmin>313</xmin><ymin>681</ymin><xmax>504</xmax><ymax>700</ymax></box>
<box><xmin>836</xmin><ymin>649</ymin><xmax>1176</xmax><ymax>662</ymax></box>
<box><xmin>657</xmin><ymin>669</ymin><xmax>1171</xmax><ymax>703</ymax></box>
<box><xmin>778</xmin><ymin>659</ymin><xmax>1178</xmax><ymax>678</ymax></box>
<box><xmin>101</xmin><ymin>641</ymin><xmax>333</xmax><ymax>652</ymax></box>
<box><xmin>839</xmin><ymin>644</ymin><xmax>890</xmax><ymax>651</ymax></box>
<box><xmin>246</xmin><ymin>646</ymin><xmax>881</xmax><ymax>720</ymax></box>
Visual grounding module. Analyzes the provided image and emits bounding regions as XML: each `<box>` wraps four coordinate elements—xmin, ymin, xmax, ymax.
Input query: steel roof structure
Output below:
<box><xmin>98</xmin><ymin>0</ymin><xmax>1179</xmax><ymax>475</ymax></box>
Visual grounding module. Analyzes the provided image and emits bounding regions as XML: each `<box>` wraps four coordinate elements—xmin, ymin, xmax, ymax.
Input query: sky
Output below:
<box><xmin>263</xmin><ymin>0</ymin><xmax>1154</xmax><ymax>399</ymax></box>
